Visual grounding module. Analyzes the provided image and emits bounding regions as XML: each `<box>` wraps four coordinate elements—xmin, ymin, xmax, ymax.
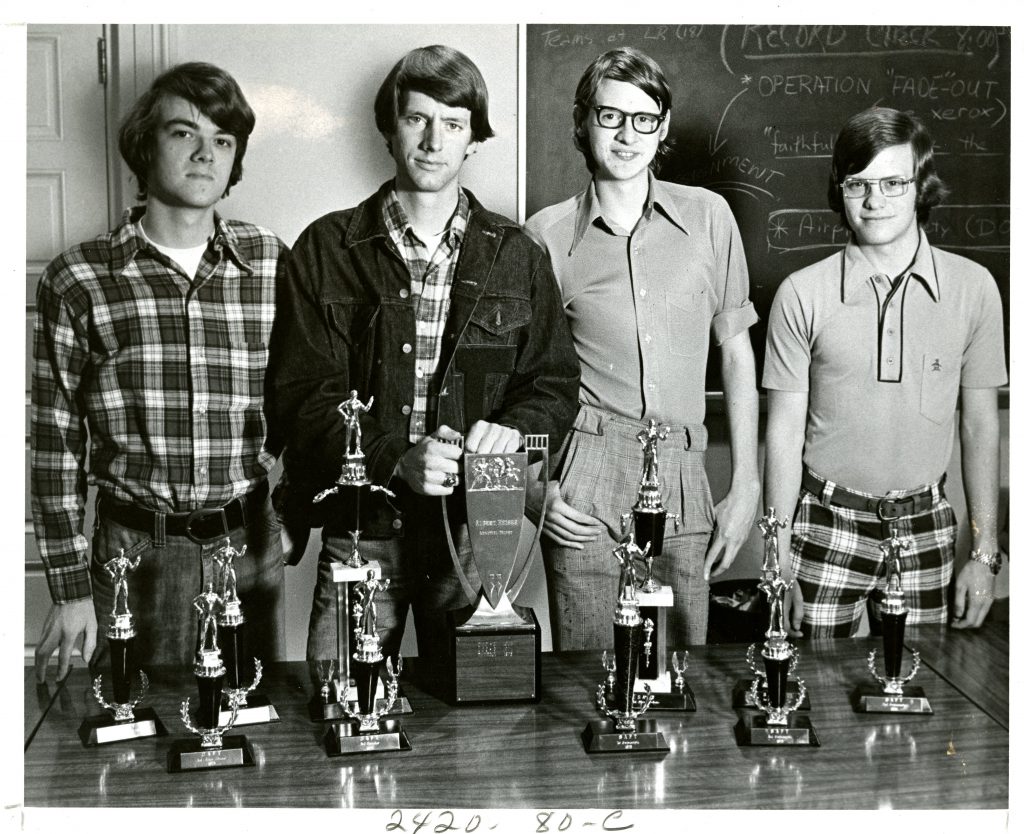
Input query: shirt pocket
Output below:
<box><xmin>667</xmin><ymin>289</ymin><xmax>710</xmax><ymax>358</ymax></box>
<box><xmin>465</xmin><ymin>297</ymin><xmax>531</xmax><ymax>345</ymax></box>
<box><xmin>919</xmin><ymin>351</ymin><xmax>960</xmax><ymax>425</ymax></box>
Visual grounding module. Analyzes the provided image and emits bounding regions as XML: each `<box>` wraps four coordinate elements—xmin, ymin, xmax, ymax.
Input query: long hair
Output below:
<box><xmin>374</xmin><ymin>45</ymin><xmax>495</xmax><ymax>147</ymax></box>
<box><xmin>828</xmin><ymin>106</ymin><xmax>949</xmax><ymax>226</ymax></box>
<box><xmin>118</xmin><ymin>62</ymin><xmax>255</xmax><ymax>201</ymax></box>
<box><xmin>572</xmin><ymin>47</ymin><xmax>673</xmax><ymax>174</ymax></box>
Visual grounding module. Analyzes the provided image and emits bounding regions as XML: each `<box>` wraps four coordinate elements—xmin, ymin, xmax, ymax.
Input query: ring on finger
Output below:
<box><xmin>442</xmin><ymin>473</ymin><xmax>459</xmax><ymax>489</ymax></box>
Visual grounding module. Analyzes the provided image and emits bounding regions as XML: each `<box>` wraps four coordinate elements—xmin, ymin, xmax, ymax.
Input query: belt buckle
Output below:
<box><xmin>185</xmin><ymin>507</ymin><xmax>229</xmax><ymax>543</ymax></box>
<box><xmin>877</xmin><ymin>498</ymin><xmax>909</xmax><ymax>522</ymax></box>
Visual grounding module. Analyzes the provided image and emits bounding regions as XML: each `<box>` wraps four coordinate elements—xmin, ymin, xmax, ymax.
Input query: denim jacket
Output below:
<box><xmin>267</xmin><ymin>183</ymin><xmax>580</xmax><ymax>537</ymax></box>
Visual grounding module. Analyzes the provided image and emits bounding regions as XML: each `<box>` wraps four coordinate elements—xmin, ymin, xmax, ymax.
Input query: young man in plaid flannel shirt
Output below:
<box><xmin>32</xmin><ymin>62</ymin><xmax>289</xmax><ymax>678</ymax></box>
<box><xmin>763</xmin><ymin>107</ymin><xmax>1005</xmax><ymax>637</ymax></box>
<box><xmin>267</xmin><ymin>46</ymin><xmax>578</xmax><ymax>664</ymax></box>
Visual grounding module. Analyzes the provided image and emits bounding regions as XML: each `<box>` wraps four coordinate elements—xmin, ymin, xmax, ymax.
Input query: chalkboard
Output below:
<box><xmin>526</xmin><ymin>24</ymin><xmax>1010</xmax><ymax>391</ymax></box>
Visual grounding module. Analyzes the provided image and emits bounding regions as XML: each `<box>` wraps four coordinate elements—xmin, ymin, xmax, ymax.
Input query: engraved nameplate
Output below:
<box><xmin>854</xmin><ymin>685</ymin><xmax>933</xmax><ymax>714</ymax></box>
<box><xmin>78</xmin><ymin>707</ymin><xmax>167</xmax><ymax>747</ymax></box>
<box><xmin>167</xmin><ymin>736</ymin><xmax>254</xmax><ymax>772</ymax></box>
<box><xmin>736</xmin><ymin>713</ymin><xmax>819</xmax><ymax>747</ymax></box>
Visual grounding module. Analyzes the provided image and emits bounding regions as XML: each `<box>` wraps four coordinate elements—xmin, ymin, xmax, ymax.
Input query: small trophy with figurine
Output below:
<box><xmin>325</xmin><ymin>569</ymin><xmax>411</xmax><ymax>755</ymax></box>
<box><xmin>167</xmin><ymin>582</ymin><xmax>252</xmax><ymax>771</ymax></box>
<box><xmin>213</xmin><ymin>542</ymin><xmax>278</xmax><ymax>725</ymax></box>
<box><xmin>308</xmin><ymin>390</ymin><xmax>407</xmax><ymax>720</ymax></box>
<box><xmin>735</xmin><ymin>509</ymin><xmax>818</xmax><ymax>746</ymax></box>
<box><xmin>79</xmin><ymin>549</ymin><xmax>167</xmax><ymax>745</ymax></box>
<box><xmin>583</xmin><ymin>535</ymin><xmax>669</xmax><ymax>754</ymax></box>
<box><xmin>619</xmin><ymin>420</ymin><xmax>691</xmax><ymax>710</ymax></box>
<box><xmin>853</xmin><ymin>529</ymin><xmax>932</xmax><ymax>713</ymax></box>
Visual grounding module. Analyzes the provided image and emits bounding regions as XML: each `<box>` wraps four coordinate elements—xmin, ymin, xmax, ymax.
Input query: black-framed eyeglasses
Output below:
<box><xmin>840</xmin><ymin>177</ymin><xmax>914</xmax><ymax>199</ymax></box>
<box><xmin>589</xmin><ymin>105</ymin><xmax>665</xmax><ymax>135</ymax></box>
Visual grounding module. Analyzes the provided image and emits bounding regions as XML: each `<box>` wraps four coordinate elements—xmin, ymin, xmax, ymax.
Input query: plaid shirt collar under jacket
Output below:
<box><xmin>30</xmin><ymin>206</ymin><xmax>284</xmax><ymax>604</ymax></box>
<box><xmin>382</xmin><ymin>186</ymin><xmax>470</xmax><ymax>442</ymax></box>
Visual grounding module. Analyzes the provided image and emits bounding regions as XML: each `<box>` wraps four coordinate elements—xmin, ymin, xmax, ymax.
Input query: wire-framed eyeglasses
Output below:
<box><xmin>840</xmin><ymin>177</ymin><xmax>914</xmax><ymax>199</ymax></box>
<box><xmin>589</xmin><ymin>105</ymin><xmax>665</xmax><ymax>135</ymax></box>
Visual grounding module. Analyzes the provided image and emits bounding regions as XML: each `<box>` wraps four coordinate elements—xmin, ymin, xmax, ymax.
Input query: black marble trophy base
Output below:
<box><xmin>324</xmin><ymin>718</ymin><xmax>411</xmax><ymax>756</ymax></box>
<box><xmin>733</xmin><ymin>678</ymin><xmax>811</xmax><ymax>710</ymax></box>
<box><xmin>167</xmin><ymin>735</ymin><xmax>254</xmax><ymax>772</ymax></box>
<box><xmin>852</xmin><ymin>684</ymin><xmax>933</xmax><ymax>714</ymax></box>
<box><xmin>735</xmin><ymin>712</ymin><xmax>819</xmax><ymax>746</ymax></box>
<box><xmin>439</xmin><ymin>604</ymin><xmax>541</xmax><ymax>704</ymax></box>
<box><xmin>78</xmin><ymin>707</ymin><xmax>167</xmax><ymax>746</ymax></box>
<box><xmin>219</xmin><ymin>692</ymin><xmax>280</xmax><ymax>726</ymax></box>
<box><xmin>582</xmin><ymin>717</ymin><xmax>670</xmax><ymax>754</ymax></box>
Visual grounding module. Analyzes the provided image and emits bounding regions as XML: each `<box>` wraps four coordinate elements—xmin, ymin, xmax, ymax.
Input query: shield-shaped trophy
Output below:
<box><xmin>439</xmin><ymin>434</ymin><xmax>549</xmax><ymax>704</ymax></box>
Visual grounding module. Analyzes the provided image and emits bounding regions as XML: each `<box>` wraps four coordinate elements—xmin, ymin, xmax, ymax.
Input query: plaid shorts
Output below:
<box><xmin>791</xmin><ymin>471</ymin><xmax>956</xmax><ymax>638</ymax></box>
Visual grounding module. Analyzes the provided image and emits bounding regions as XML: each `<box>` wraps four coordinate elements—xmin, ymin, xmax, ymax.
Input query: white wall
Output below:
<box><xmin>169</xmin><ymin>25</ymin><xmax>519</xmax><ymax>245</ymax></box>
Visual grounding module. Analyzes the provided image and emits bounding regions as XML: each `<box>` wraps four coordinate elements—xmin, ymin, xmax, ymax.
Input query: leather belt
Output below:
<box><xmin>99</xmin><ymin>481</ymin><xmax>269</xmax><ymax>543</ymax></box>
<box><xmin>801</xmin><ymin>470</ymin><xmax>943</xmax><ymax>521</ymax></box>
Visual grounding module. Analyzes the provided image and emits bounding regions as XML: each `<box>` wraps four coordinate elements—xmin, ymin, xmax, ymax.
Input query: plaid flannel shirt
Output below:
<box><xmin>31</xmin><ymin>207</ymin><xmax>286</xmax><ymax>604</ymax></box>
<box><xmin>382</xmin><ymin>187</ymin><xmax>469</xmax><ymax>443</ymax></box>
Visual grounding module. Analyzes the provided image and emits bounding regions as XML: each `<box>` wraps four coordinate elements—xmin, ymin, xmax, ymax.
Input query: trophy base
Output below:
<box><xmin>636</xmin><ymin>670</ymin><xmax>696</xmax><ymax>711</ymax></box>
<box><xmin>324</xmin><ymin>718</ymin><xmax>411</xmax><ymax>756</ymax></box>
<box><xmin>440</xmin><ymin>603</ymin><xmax>541</xmax><ymax>704</ymax></box>
<box><xmin>219</xmin><ymin>692</ymin><xmax>280</xmax><ymax>726</ymax></box>
<box><xmin>581</xmin><ymin>718</ymin><xmax>670</xmax><ymax>755</ymax></box>
<box><xmin>78</xmin><ymin>707</ymin><xmax>168</xmax><ymax>746</ymax></box>
<box><xmin>733</xmin><ymin>678</ymin><xmax>811</xmax><ymax>711</ymax></box>
<box><xmin>308</xmin><ymin>682</ymin><xmax>412</xmax><ymax>721</ymax></box>
<box><xmin>735</xmin><ymin>712</ymin><xmax>819</xmax><ymax>747</ymax></box>
<box><xmin>167</xmin><ymin>735</ymin><xmax>254</xmax><ymax>772</ymax></box>
<box><xmin>852</xmin><ymin>684</ymin><xmax>933</xmax><ymax>714</ymax></box>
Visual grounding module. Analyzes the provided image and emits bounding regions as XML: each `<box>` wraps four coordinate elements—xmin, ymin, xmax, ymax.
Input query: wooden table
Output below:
<box><xmin>23</xmin><ymin>623</ymin><xmax>1008</xmax><ymax>812</ymax></box>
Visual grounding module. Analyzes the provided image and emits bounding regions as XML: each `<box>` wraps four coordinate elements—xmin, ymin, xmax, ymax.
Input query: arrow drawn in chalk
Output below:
<box><xmin>708</xmin><ymin>86</ymin><xmax>749</xmax><ymax>156</ymax></box>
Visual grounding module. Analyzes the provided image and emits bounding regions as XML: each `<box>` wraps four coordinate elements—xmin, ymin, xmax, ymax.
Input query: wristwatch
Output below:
<box><xmin>969</xmin><ymin>549</ymin><xmax>1003</xmax><ymax>575</ymax></box>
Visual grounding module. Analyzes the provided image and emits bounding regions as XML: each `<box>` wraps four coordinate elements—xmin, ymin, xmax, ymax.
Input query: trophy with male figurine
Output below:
<box><xmin>308</xmin><ymin>390</ymin><xmax>407</xmax><ymax>720</ymax></box>
<box><xmin>735</xmin><ymin>509</ymin><xmax>818</xmax><ymax>746</ymax></box>
<box><xmin>582</xmin><ymin>534</ymin><xmax>669</xmax><ymax>754</ymax></box>
<box><xmin>853</xmin><ymin>529</ymin><xmax>932</xmax><ymax>713</ymax></box>
<box><xmin>325</xmin><ymin>569</ymin><xmax>411</xmax><ymax>755</ymax></box>
<box><xmin>213</xmin><ymin>542</ymin><xmax>278</xmax><ymax>725</ymax></box>
<box><xmin>79</xmin><ymin>549</ymin><xmax>167</xmax><ymax>745</ymax></box>
<box><xmin>619</xmin><ymin>419</ymin><xmax>691</xmax><ymax>710</ymax></box>
<box><xmin>167</xmin><ymin>582</ymin><xmax>252</xmax><ymax>771</ymax></box>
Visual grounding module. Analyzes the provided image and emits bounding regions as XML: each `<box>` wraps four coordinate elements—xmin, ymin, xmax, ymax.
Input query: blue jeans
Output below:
<box><xmin>90</xmin><ymin>495</ymin><xmax>285</xmax><ymax>669</ymax></box>
<box><xmin>306</xmin><ymin>504</ymin><xmax>472</xmax><ymax>666</ymax></box>
<box><xmin>543</xmin><ymin>405</ymin><xmax>714</xmax><ymax>651</ymax></box>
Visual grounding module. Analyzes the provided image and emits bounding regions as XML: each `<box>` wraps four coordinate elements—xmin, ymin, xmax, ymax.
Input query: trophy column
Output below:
<box><xmin>307</xmin><ymin>390</ymin><xmax>409</xmax><ymax>720</ymax></box>
<box><xmin>735</xmin><ymin>509</ymin><xmax>818</xmax><ymax>746</ymax></box>
<box><xmin>325</xmin><ymin>569</ymin><xmax>412</xmax><ymax>756</ymax></box>
<box><xmin>78</xmin><ymin>549</ymin><xmax>167</xmax><ymax>745</ymax></box>
<box><xmin>621</xmin><ymin>420</ymin><xmax>693</xmax><ymax>711</ymax></box>
<box><xmin>583</xmin><ymin>535</ymin><xmax>669</xmax><ymax>754</ymax></box>
<box><xmin>853</xmin><ymin>528</ymin><xmax>932</xmax><ymax>713</ymax></box>
<box><xmin>167</xmin><ymin>582</ymin><xmax>253</xmax><ymax>772</ymax></box>
<box><xmin>214</xmin><ymin>542</ymin><xmax>278</xmax><ymax>726</ymax></box>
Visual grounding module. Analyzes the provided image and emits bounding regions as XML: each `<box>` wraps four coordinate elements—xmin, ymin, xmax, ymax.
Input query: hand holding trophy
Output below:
<box><xmin>854</xmin><ymin>528</ymin><xmax>932</xmax><ymax>713</ymax></box>
<box><xmin>735</xmin><ymin>509</ymin><xmax>818</xmax><ymax>746</ymax></box>
<box><xmin>167</xmin><ymin>582</ymin><xmax>253</xmax><ymax>772</ymax></box>
<box><xmin>325</xmin><ymin>569</ymin><xmax>411</xmax><ymax>755</ymax></box>
<box><xmin>582</xmin><ymin>534</ymin><xmax>669</xmax><ymax>753</ymax></box>
<box><xmin>78</xmin><ymin>549</ymin><xmax>167</xmax><ymax>745</ymax></box>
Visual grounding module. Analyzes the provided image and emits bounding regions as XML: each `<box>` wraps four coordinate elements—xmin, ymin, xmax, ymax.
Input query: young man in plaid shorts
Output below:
<box><xmin>32</xmin><ymin>63</ymin><xmax>290</xmax><ymax>678</ymax></box>
<box><xmin>268</xmin><ymin>46</ymin><xmax>578</xmax><ymax>663</ymax></box>
<box><xmin>763</xmin><ymin>107</ymin><xmax>1005</xmax><ymax>637</ymax></box>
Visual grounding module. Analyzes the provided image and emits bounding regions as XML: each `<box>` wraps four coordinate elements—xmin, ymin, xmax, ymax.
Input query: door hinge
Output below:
<box><xmin>97</xmin><ymin>37</ymin><xmax>107</xmax><ymax>86</ymax></box>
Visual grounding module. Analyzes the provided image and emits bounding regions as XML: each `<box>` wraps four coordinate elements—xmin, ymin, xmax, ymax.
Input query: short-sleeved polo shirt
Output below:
<box><xmin>525</xmin><ymin>176</ymin><xmax>757</xmax><ymax>426</ymax></box>
<box><xmin>763</xmin><ymin>233</ymin><xmax>1006</xmax><ymax>494</ymax></box>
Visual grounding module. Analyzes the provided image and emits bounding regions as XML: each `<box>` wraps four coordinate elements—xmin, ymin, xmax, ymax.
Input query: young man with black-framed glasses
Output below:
<box><xmin>524</xmin><ymin>47</ymin><xmax>760</xmax><ymax>650</ymax></box>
